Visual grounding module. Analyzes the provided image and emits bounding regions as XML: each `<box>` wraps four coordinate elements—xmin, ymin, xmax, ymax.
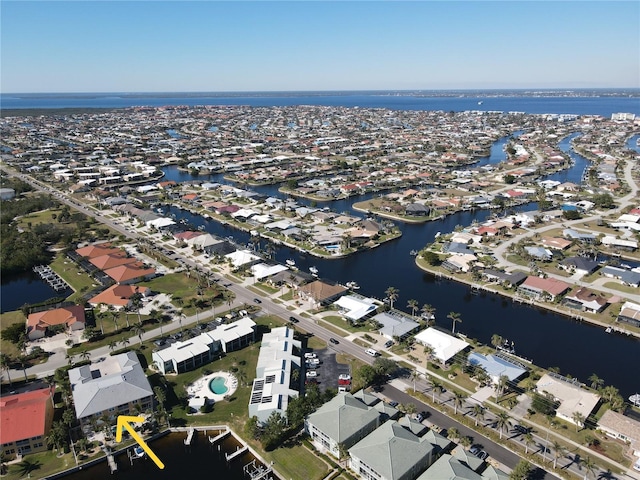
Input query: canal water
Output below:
<box><xmin>0</xmin><ymin>270</ymin><xmax>73</xmax><ymax>313</ymax></box>
<box><xmin>61</xmin><ymin>431</ymin><xmax>270</xmax><ymax>480</ymax></box>
<box><xmin>158</xmin><ymin>133</ymin><xmax>640</xmax><ymax>399</ymax></box>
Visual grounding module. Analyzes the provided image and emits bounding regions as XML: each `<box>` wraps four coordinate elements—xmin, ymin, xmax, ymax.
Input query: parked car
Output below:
<box><xmin>388</xmin><ymin>401</ymin><xmax>399</xmax><ymax>408</ymax></box>
<box><xmin>289</xmin><ymin>316</ymin><xmax>299</xmax><ymax>323</ymax></box>
<box><xmin>384</xmin><ymin>340</ymin><xmax>393</xmax><ymax>348</ymax></box>
<box><xmin>365</xmin><ymin>348</ymin><xmax>379</xmax><ymax>356</ymax></box>
<box><xmin>469</xmin><ymin>445</ymin><xmax>481</xmax><ymax>455</ymax></box>
<box><xmin>306</xmin><ymin>370</ymin><xmax>318</xmax><ymax>378</ymax></box>
<box><xmin>306</xmin><ymin>358</ymin><xmax>320</xmax><ymax>365</ymax></box>
<box><xmin>329</xmin><ymin>337</ymin><xmax>339</xmax><ymax>344</ymax></box>
<box><xmin>414</xmin><ymin>413</ymin><xmax>424</xmax><ymax>422</ymax></box>
<box><xmin>477</xmin><ymin>451</ymin><xmax>489</xmax><ymax>460</ymax></box>
<box><xmin>253</xmin><ymin>298</ymin><xmax>262</xmax><ymax>304</ymax></box>
<box><xmin>304</xmin><ymin>352</ymin><xmax>317</xmax><ymax>359</ymax></box>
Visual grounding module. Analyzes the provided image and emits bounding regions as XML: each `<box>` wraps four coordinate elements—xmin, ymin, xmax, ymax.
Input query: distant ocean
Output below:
<box><xmin>1</xmin><ymin>90</ymin><xmax>639</xmax><ymax>116</ymax></box>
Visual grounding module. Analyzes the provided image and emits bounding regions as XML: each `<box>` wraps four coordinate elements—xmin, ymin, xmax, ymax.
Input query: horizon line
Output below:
<box><xmin>3</xmin><ymin>87</ymin><xmax>640</xmax><ymax>96</ymax></box>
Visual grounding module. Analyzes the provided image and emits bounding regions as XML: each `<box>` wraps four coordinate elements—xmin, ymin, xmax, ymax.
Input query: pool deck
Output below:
<box><xmin>186</xmin><ymin>371</ymin><xmax>238</xmax><ymax>404</ymax></box>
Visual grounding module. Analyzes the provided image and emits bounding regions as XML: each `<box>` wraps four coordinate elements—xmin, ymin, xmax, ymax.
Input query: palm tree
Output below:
<box><xmin>130</xmin><ymin>292</ymin><xmax>143</xmax><ymax>324</ymax></box>
<box><xmin>452</xmin><ymin>391</ymin><xmax>466</xmax><ymax>415</ymax></box>
<box><xmin>588</xmin><ymin>373</ymin><xmax>604</xmax><ymax>390</ymax></box>
<box><xmin>431</xmin><ymin>379</ymin><xmax>444</xmax><ymax>402</ymax></box>
<box><xmin>491</xmin><ymin>334</ymin><xmax>503</xmax><ymax>350</ymax></box>
<box><xmin>471</xmin><ymin>404</ymin><xmax>485</xmax><ymax>426</ymax></box>
<box><xmin>447</xmin><ymin>311</ymin><xmax>462</xmax><ymax>334</ymax></box>
<box><xmin>409</xmin><ymin>370</ymin><xmax>419</xmax><ymax>393</ymax></box>
<box><xmin>523</xmin><ymin>432</ymin><xmax>535</xmax><ymax>454</ymax></box>
<box><xmin>572</xmin><ymin>411</ymin><xmax>585</xmax><ymax>431</ymax></box>
<box><xmin>0</xmin><ymin>353</ymin><xmax>13</xmax><ymax>387</ymax></box>
<box><xmin>580</xmin><ymin>456</ymin><xmax>597</xmax><ymax>480</ymax></box>
<box><xmin>423</xmin><ymin>345</ymin><xmax>434</xmax><ymax>374</ymax></box>
<box><xmin>120</xmin><ymin>336</ymin><xmax>130</xmax><ymax>349</ymax></box>
<box><xmin>107</xmin><ymin>340</ymin><xmax>118</xmax><ymax>353</ymax></box>
<box><xmin>79</xmin><ymin>349</ymin><xmax>90</xmax><ymax>362</ymax></box>
<box><xmin>407</xmin><ymin>299</ymin><xmax>418</xmax><ymax>317</ymax></box>
<box><xmin>495</xmin><ymin>412</ymin><xmax>512</xmax><ymax>439</ymax></box>
<box><xmin>447</xmin><ymin>427</ymin><xmax>460</xmax><ymax>441</ymax></box>
<box><xmin>420</xmin><ymin>303</ymin><xmax>435</xmax><ymax>323</ymax></box>
<box><xmin>65</xmin><ymin>352</ymin><xmax>75</xmax><ymax>367</ymax></box>
<box><xmin>132</xmin><ymin>324</ymin><xmax>144</xmax><ymax>345</ymax></box>
<box><xmin>460</xmin><ymin>436</ymin><xmax>472</xmax><ymax>450</ymax></box>
<box><xmin>384</xmin><ymin>286</ymin><xmax>399</xmax><ymax>309</ymax></box>
<box><xmin>551</xmin><ymin>440</ymin><xmax>566</xmax><ymax>469</ymax></box>
<box><xmin>108</xmin><ymin>305</ymin><xmax>119</xmax><ymax>331</ymax></box>
<box><xmin>497</xmin><ymin>374</ymin><xmax>509</xmax><ymax>400</ymax></box>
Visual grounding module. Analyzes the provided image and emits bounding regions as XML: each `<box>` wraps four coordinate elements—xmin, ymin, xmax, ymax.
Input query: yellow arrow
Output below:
<box><xmin>115</xmin><ymin>415</ymin><xmax>165</xmax><ymax>469</ymax></box>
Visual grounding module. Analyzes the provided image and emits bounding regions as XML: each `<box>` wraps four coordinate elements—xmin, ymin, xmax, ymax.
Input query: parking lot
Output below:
<box><xmin>306</xmin><ymin>347</ymin><xmax>351</xmax><ymax>392</ymax></box>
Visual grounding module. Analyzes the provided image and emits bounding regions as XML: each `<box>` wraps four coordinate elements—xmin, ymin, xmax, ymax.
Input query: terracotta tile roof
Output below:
<box><xmin>0</xmin><ymin>387</ymin><xmax>54</xmax><ymax>444</ymax></box>
<box><xmin>89</xmin><ymin>252</ymin><xmax>137</xmax><ymax>270</ymax></box>
<box><xmin>89</xmin><ymin>284</ymin><xmax>149</xmax><ymax>307</ymax></box>
<box><xmin>104</xmin><ymin>262</ymin><xmax>156</xmax><ymax>283</ymax></box>
<box><xmin>75</xmin><ymin>243</ymin><xmax>119</xmax><ymax>259</ymax></box>
<box><xmin>27</xmin><ymin>305</ymin><xmax>86</xmax><ymax>333</ymax></box>
<box><xmin>522</xmin><ymin>276</ymin><xmax>571</xmax><ymax>296</ymax></box>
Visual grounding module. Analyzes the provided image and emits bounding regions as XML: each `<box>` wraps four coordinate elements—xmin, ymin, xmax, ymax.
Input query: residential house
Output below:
<box><xmin>467</xmin><ymin>353</ymin><xmax>527</xmax><ymax>385</ymax></box>
<box><xmin>600</xmin><ymin>266</ymin><xmax>640</xmax><ymax>287</ymax></box>
<box><xmin>535</xmin><ymin>373</ymin><xmax>600</xmax><ymax>428</ymax></box>
<box><xmin>617</xmin><ymin>301</ymin><xmax>640</xmax><ymax>328</ymax></box>
<box><xmin>371</xmin><ymin>310</ymin><xmax>420</xmax><ymax>341</ymax></box>
<box><xmin>26</xmin><ymin>305</ymin><xmax>86</xmax><ymax>340</ymax></box>
<box><xmin>597</xmin><ymin>410</ymin><xmax>640</xmax><ymax>472</ymax></box>
<box><xmin>88</xmin><ymin>284</ymin><xmax>150</xmax><ymax>309</ymax></box>
<box><xmin>298</xmin><ymin>281</ymin><xmax>348</xmax><ymax>307</ymax></box>
<box><xmin>517</xmin><ymin>276</ymin><xmax>571</xmax><ymax>301</ymax></box>
<box><xmin>69</xmin><ymin>352</ymin><xmax>154</xmax><ymax>428</ymax></box>
<box><xmin>562</xmin><ymin>287</ymin><xmax>609</xmax><ymax>313</ymax></box>
<box><xmin>103</xmin><ymin>262</ymin><xmax>156</xmax><ymax>284</ymax></box>
<box><xmin>414</xmin><ymin>328</ymin><xmax>470</xmax><ymax>364</ymax></box>
<box><xmin>333</xmin><ymin>295</ymin><xmax>379</xmax><ymax>323</ymax></box>
<box><xmin>0</xmin><ymin>387</ymin><xmax>55</xmax><ymax>457</ymax></box>
<box><xmin>560</xmin><ymin>257</ymin><xmax>599</xmax><ymax>276</ymax></box>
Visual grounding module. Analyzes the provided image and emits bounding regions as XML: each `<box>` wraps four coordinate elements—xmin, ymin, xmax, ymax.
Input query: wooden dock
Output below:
<box><xmin>107</xmin><ymin>453</ymin><xmax>117</xmax><ymax>474</ymax></box>
<box><xmin>225</xmin><ymin>445</ymin><xmax>248</xmax><ymax>462</ymax></box>
<box><xmin>208</xmin><ymin>429</ymin><xmax>230</xmax><ymax>445</ymax></box>
<box><xmin>184</xmin><ymin>427</ymin><xmax>195</xmax><ymax>446</ymax></box>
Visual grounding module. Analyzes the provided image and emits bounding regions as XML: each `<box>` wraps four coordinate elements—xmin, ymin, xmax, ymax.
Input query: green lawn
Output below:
<box><xmin>3</xmin><ymin>449</ymin><xmax>73</xmax><ymax>479</ymax></box>
<box><xmin>16</xmin><ymin>208</ymin><xmax>63</xmax><ymax>228</ymax></box>
<box><xmin>49</xmin><ymin>253</ymin><xmax>97</xmax><ymax>301</ymax></box>
<box><xmin>0</xmin><ymin>310</ymin><xmax>26</xmax><ymax>358</ymax></box>
<box><xmin>263</xmin><ymin>442</ymin><xmax>329</xmax><ymax>480</ymax></box>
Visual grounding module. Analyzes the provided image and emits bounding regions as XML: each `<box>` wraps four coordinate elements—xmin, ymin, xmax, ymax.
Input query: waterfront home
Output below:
<box><xmin>535</xmin><ymin>373</ymin><xmax>600</xmax><ymax>428</ymax></box>
<box><xmin>467</xmin><ymin>352</ymin><xmax>527</xmax><ymax>385</ymax></box>
<box><xmin>0</xmin><ymin>387</ymin><xmax>54</xmax><ymax>458</ymax></box>
<box><xmin>481</xmin><ymin>269</ymin><xmax>527</xmax><ymax>287</ymax></box>
<box><xmin>562</xmin><ymin>287</ymin><xmax>609</xmax><ymax>313</ymax></box>
<box><xmin>541</xmin><ymin>236</ymin><xmax>573</xmax><ymax>251</ymax></box>
<box><xmin>75</xmin><ymin>242</ymin><xmax>119</xmax><ymax>259</ymax></box>
<box><xmin>617</xmin><ymin>301</ymin><xmax>640</xmax><ymax>328</ymax></box>
<box><xmin>298</xmin><ymin>280</ymin><xmax>348</xmax><ymax>307</ymax></box>
<box><xmin>249</xmin><ymin>326</ymin><xmax>300</xmax><ymax>424</ymax></box>
<box><xmin>524</xmin><ymin>246</ymin><xmax>553</xmax><ymax>261</ymax></box>
<box><xmin>414</xmin><ymin>328</ymin><xmax>470</xmax><ymax>364</ymax></box>
<box><xmin>597</xmin><ymin>410</ymin><xmax>640</xmax><ymax>472</ymax></box>
<box><xmin>348</xmin><ymin>420</ymin><xmax>436</xmax><ymax>480</ymax></box>
<box><xmin>26</xmin><ymin>305</ymin><xmax>86</xmax><ymax>341</ymax></box>
<box><xmin>517</xmin><ymin>276</ymin><xmax>571</xmax><ymax>301</ymax></box>
<box><xmin>563</xmin><ymin>228</ymin><xmax>597</xmax><ymax>243</ymax></box>
<box><xmin>103</xmin><ymin>261</ymin><xmax>157</xmax><ymax>284</ymax></box>
<box><xmin>600</xmin><ymin>235</ymin><xmax>638</xmax><ymax>251</ymax></box>
<box><xmin>305</xmin><ymin>392</ymin><xmax>383</xmax><ymax>459</ymax></box>
<box><xmin>69</xmin><ymin>352</ymin><xmax>154</xmax><ymax>429</ymax></box>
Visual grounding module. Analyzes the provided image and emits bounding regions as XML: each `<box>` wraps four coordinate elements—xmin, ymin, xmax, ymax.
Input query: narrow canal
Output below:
<box><xmin>159</xmin><ymin>133</ymin><xmax>639</xmax><ymax>398</ymax></box>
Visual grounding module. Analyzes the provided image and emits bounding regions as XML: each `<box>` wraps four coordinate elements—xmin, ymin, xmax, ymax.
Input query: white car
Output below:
<box><xmin>306</xmin><ymin>358</ymin><xmax>320</xmax><ymax>365</ymax></box>
<box><xmin>306</xmin><ymin>370</ymin><xmax>318</xmax><ymax>378</ymax></box>
<box><xmin>304</xmin><ymin>352</ymin><xmax>317</xmax><ymax>359</ymax></box>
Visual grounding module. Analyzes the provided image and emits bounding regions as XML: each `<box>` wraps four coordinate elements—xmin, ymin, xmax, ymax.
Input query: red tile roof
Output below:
<box><xmin>27</xmin><ymin>305</ymin><xmax>86</xmax><ymax>334</ymax></box>
<box><xmin>0</xmin><ymin>387</ymin><xmax>54</xmax><ymax>444</ymax></box>
<box><xmin>104</xmin><ymin>262</ymin><xmax>156</xmax><ymax>283</ymax></box>
<box><xmin>89</xmin><ymin>284</ymin><xmax>149</xmax><ymax>307</ymax></box>
<box><xmin>89</xmin><ymin>253</ymin><xmax>137</xmax><ymax>270</ymax></box>
<box><xmin>522</xmin><ymin>276</ymin><xmax>570</xmax><ymax>296</ymax></box>
<box><xmin>75</xmin><ymin>243</ymin><xmax>119</xmax><ymax>259</ymax></box>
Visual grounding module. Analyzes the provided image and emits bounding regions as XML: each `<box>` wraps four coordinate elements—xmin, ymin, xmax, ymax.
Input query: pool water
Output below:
<box><xmin>209</xmin><ymin>376</ymin><xmax>228</xmax><ymax>395</ymax></box>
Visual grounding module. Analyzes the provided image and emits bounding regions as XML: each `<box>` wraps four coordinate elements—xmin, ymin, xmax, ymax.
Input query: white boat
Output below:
<box><xmin>346</xmin><ymin>281</ymin><xmax>360</xmax><ymax>290</ymax></box>
<box><xmin>605</xmin><ymin>326</ymin><xmax>612</xmax><ymax>333</ymax></box>
<box><xmin>629</xmin><ymin>394</ymin><xmax>640</xmax><ymax>406</ymax></box>
<box><xmin>133</xmin><ymin>446</ymin><xmax>145</xmax><ymax>458</ymax></box>
<box><xmin>478</xmin><ymin>101</ymin><xmax>483</xmax><ymax>105</ymax></box>
<box><xmin>409</xmin><ymin>250</ymin><xmax>418</xmax><ymax>256</ymax></box>
<box><xmin>434</xmin><ymin>232</ymin><xmax>441</xmax><ymax>239</ymax></box>
<box><xmin>309</xmin><ymin>266</ymin><xmax>318</xmax><ymax>275</ymax></box>
<box><xmin>286</xmin><ymin>259</ymin><xmax>296</xmax><ymax>267</ymax></box>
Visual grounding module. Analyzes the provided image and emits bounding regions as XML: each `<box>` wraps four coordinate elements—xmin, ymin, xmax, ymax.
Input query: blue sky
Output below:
<box><xmin>1</xmin><ymin>1</ymin><xmax>638</xmax><ymax>93</ymax></box>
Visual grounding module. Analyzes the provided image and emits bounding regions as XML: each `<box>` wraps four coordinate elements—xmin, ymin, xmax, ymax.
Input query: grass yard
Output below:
<box><xmin>16</xmin><ymin>208</ymin><xmax>62</xmax><ymax>228</ymax></box>
<box><xmin>263</xmin><ymin>442</ymin><xmax>329</xmax><ymax>480</ymax></box>
<box><xmin>0</xmin><ymin>310</ymin><xmax>27</xmax><ymax>358</ymax></box>
<box><xmin>49</xmin><ymin>253</ymin><xmax>97</xmax><ymax>301</ymax></box>
<box><xmin>3</xmin><ymin>449</ymin><xmax>74</xmax><ymax>479</ymax></box>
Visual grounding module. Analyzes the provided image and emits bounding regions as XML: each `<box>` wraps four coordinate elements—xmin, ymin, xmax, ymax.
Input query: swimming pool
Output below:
<box><xmin>209</xmin><ymin>376</ymin><xmax>228</xmax><ymax>395</ymax></box>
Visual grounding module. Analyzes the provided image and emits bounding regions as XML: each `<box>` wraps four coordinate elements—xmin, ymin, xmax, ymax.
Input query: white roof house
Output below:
<box><xmin>146</xmin><ymin>217</ymin><xmax>176</xmax><ymax>229</ymax></box>
<box><xmin>251</xmin><ymin>263</ymin><xmax>289</xmax><ymax>281</ymax></box>
<box><xmin>224</xmin><ymin>249</ymin><xmax>260</xmax><ymax>267</ymax></box>
<box><xmin>208</xmin><ymin>316</ymin><xmax>256</xmax><ymax>353</ymax></box>
<box><xmin>467</xmin><ymin>353</ymin><xmax>527</xmax><ymax>385</ymax></box>
<box><xmin>333</xmin><ymin>295</ymin><xmax>379</xmax><ymax>322</ymax></box>
<box><xmin>536</xmin><ymin>373</ymin><xmax>600</xmax><ymax>427</ymax></box>
<box><xmin>248</xmin><ymin>326</ymin><xmax>300</xmax><ymax>424</ymax></box>
<box><xmin>414</xmin><ymin>328</ymin><xmax>470</xmax><ymax>364</ymax></box>
<box><xmin>69</xmin><ymin>352</ymin><xmax>154</xmax><ymax>425</ymax></box>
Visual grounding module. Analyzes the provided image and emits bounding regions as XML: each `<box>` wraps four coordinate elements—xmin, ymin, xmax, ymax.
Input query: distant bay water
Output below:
<box><xmin>1</xmin><ymin>90</ymin><xmax>639</xmax><ymax>116</ymax></box>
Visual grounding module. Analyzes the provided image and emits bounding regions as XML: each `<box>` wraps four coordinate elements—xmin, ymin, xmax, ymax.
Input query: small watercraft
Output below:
<box><xmin>286</xmin><ymin>259</ymin><xmax>296</xmax><ymax>267</ymax></box>
<box><xmin>133</xmin><ymin>446</ymin><xmax>145</xmax><ymax>458</ymax></box>
<box><xmin>309</xmin><ymin>266</ymin><xmax>318</xmax><ymax>275</ymax></box>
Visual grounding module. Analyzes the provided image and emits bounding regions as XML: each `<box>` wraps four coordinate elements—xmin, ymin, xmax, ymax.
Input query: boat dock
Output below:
<box><xmin>225</xmin><ymin>445</ymin><xmax>248</xmax><ymax>462</ymax></box>
<box><xmin>243</xmin><ymin>459</ymin><xmax>275</xmax><ymax>480</ymax></box>
<box><xmin>33</xmin><ymin>265</ymin><xmax>70</xmax><ymax>291</ymax></box>
<box><xmin>184</xmin><ymin>427</ymin><xmax>195</xmax><ymax>446</ymax></box>
<box><xmin>106</xmin><ymin>453</ymin><xmax>117</xmax><ymax>474</ymax></box>
<box><xmin>208</xmin><ymin>429</ymin><xmax>230</xmax><ymax>445</ymax></box>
